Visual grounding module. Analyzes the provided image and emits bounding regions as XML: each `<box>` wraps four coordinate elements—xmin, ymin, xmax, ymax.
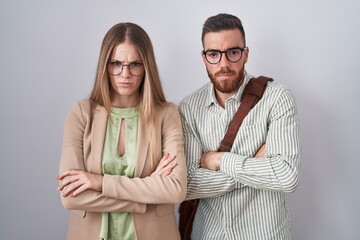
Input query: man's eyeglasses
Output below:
<box><xmin>202</xmin><ymin>47</ymin><xmax>247</xmax><ymax>64</ymax></box>
<box><xmin>108</xmin><ymin>60</ymin><xmax>144</xmax><ymax>76</ymax></box>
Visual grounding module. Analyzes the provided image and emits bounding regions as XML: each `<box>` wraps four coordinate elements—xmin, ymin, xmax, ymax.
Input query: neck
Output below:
<box><xmin>111</xmin><ymin>94</ymin><xmax>139</xmax><ymax>108</ymax></box>
<box><xmin>214</xmin><ymin>72</ymin><xmax>246</xmax><ymax>108</ymax></box>
<box><xmin>214</xmin><ymin>90</ymin><xmax>236</xmax><ymax>109</ymax></box>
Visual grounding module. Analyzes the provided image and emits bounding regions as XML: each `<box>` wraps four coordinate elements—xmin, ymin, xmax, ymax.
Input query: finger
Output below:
<box><xmin>153</xmin><ymin>154</ymin><xmax>175</xmax><ymax>175</ymax></box>
<box><xmin>151</xmin><ymin>154</ymin><xmax>177</xmax><ymax>176</ymax></box>
<box><xmin>160</xmin><ymin>152</ymin><xmax>170</xmax><ymax>162</ymax></box>
<box><xmin>71</xmin><ymin>183</ymin><xmax>89</xmax><ymax>197</ymax></box>
<box><xmin>152</xmin><ymin>160</ymin><xmax>176</xmax><ymax>177</ymax></box>
<box><xmin>58</xmin><ymin>176</ymin><xmax>72</xmax><ymax>191</ymax></box>
<box><xmin>156</xmin><ymin>153</ymin><xmax>173</xmax><ymax>169</ymax></box>
<box><xmin>162</xmin><ymin>168</ymin><xmax>173</xmax><ymax>176</ymax></box>
<box><xmin>58</xmin><ymin>174</ymin><xmax>81</xmax><ymax>191</ymax></box>
<box><xmin>58</xmin><ymin>175</ymin><xmax>77</xmax><ymax>190</ymax></box>
<box><xmin>57</xmin><ymin>169</ymin><xmax>76</xmax><ymax>180</ymax></box>
<box><xmin>61</xmin><ymin>179</ymin><xmax>84</xmax><ymax>197</ymax></box>
<box><xmin>157</xmin><ymin>158</ymin><xmax>176</xmax><ymax>175</ymax></box>
<box><xmin>200</xmin><ymin>156</ymin><xmax>206</xmax><ymax>168</ymax></box>
<box><xmin>158</xmin><ymin>160</ymin><xmax>177</xmax><ymax>176</ymax></box>
<box><xmin>61</xmin><ymin>185</ymin><xmax>73</xmax><ymax>197</ymax></box>
<box><xmin>57</xmin><ymin>169</ymin><xmax>82</xmax><ymax>180</ymax></box>
<box><xmin>255</xmin><ymin>144</ymin><xmax>266</xmax><ymax>158</ymax></box>
<box><xmin>161</xmin><ymin>161</ymin><xmax>178</xmax><ymax>176</ymax></box>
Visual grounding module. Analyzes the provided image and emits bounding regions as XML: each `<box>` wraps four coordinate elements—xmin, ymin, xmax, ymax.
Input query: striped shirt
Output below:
<box><xmin>178</xmin><ymin>71</ymin><xmax>300</xmax><ymax>240</ymax></box>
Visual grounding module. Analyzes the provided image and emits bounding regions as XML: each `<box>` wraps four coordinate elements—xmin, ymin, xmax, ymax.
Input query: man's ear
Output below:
<box><xmin>244</xmin><ymin>47</ymin><xmax>249</xmax><ymax>64</ymax></box>
<box><xmin>201</xmin><ymin>50</ymin><xmax>207</xmax><ymax>64</ymax></box>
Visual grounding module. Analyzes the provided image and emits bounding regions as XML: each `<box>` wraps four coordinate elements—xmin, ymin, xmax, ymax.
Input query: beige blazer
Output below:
<box><xmin>59</xmin><ymin>100</ymin><xmax>187</xmax><ymax>240</ymax></box>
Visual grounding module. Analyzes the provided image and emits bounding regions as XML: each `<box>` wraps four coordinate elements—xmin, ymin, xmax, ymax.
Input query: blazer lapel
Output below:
<box><xmin>92</xmin><ymin>105</ymin><xmax>108</xmax><ymax>174</ymax></box>
<box><xmin>134</xmin><ymin>117</ymin><xmax>149</xmax><ymax>177</ymax></box>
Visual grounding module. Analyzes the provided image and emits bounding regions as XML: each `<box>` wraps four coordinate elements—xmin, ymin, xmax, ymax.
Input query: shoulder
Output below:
<box><xmin>179</xmin><ymin>83</ymin><xmax>211</xmax><ymax>110</ymax></box>
<box><xmin>66</xmin><ymin>99</ymin><xmax>103</xmax><ymax>122</ymax></box>
<box><xmin>151</xmin><ymin>102</ymin><xmax>183</xmax><ymax>128</ymax></box>
<box><xmin>263</xmin><ymin>79</ymin><xmax>297</xmax><ymax>108</ymax></box>
<box><xmin>154</xmin><ymin>102</ymin><xmax>180</xmax><ymax>118</ymax></box>
<box><xmin>267</xmin><ymin>80</ymin><xmax>288</xmax><ymax>92</ymax></box>
<box><xmin>264</xmin><ymin>80</ymin><xmax>295</xmax><ymax>100</ymax></box>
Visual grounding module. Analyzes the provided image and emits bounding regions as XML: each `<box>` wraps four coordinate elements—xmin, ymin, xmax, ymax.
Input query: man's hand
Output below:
<box><xmin>255</xmin><ymin>144</ymin><xmax>266</xmax><ymax>158</ymax></box>
<box><xmin>200</xmin><ymin>152</ymin><xmax>224</xmax><ymax>171</ymax></box>
<box><xmin>200</xmin><ymin>144</ymin><xmax>265</xmax><ymax>171</ymax></box>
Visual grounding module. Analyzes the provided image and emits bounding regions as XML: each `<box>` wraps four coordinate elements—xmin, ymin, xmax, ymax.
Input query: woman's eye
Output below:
<box><xmin>131</xmin><ymin>62</ymin><xmax>142</xmax><ymax>67</ymax></box>
<box><xmin>110</xmin><ymin>61</ymin><xmax>121</xmax><ymax>67</ymax></box>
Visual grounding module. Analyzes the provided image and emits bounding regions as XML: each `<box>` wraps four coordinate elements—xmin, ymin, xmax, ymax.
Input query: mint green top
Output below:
<box><xmin>99</xmin><ymin>107</ymin><xmax>139</xmax><ymax>240</ymax></box>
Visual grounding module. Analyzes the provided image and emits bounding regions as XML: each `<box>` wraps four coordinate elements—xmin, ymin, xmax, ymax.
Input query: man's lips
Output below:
<box><xmin>217</xmin><ymin>73</ymin><xmax>234</xmax><ymax>77</ymax></box>
<box><xmin>216</xmin><ymin>73</ymin><xmax>235</xmax><ymax>80</ymax></box>
<box><xmin>215</xmin><ymin>71</ymin><xmax>235</xmax><ymax>77</ymax></box>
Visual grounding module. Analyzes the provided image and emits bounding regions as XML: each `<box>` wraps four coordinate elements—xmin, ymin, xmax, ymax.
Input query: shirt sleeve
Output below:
<box><xmin>59</xmin><ymin>102</ymin><xmax>146</xmax><ymax>213</ymax></box>
<box><xmin>220</xmin><ymin>88</ymin><xmax>301</xmax><ymax>192</ymax></box>
<box><xmin>179</xmin><ymin>101</ymin><xmax>243</xmax><ymax>200</ymax></box>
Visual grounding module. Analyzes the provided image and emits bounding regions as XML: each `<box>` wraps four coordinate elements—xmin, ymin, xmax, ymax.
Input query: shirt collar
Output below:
<box><xmin>205</xmin><ymin>70</ymin><xmax>252</xmax><ymax>108</ymax></box>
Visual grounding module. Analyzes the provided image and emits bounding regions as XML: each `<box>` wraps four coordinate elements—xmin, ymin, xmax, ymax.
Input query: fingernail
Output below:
<box><xmin>56</xmin><ymin>176</ymin><xmax>61</xmax><ymax>180</ymax></box>
<box><xmin>172</xmin><ymin>161</ymin><xmax>177</xmax><ymax>165</ymax></box>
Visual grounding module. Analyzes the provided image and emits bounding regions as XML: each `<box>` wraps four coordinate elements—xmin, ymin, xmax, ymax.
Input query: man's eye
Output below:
<box><xmin>229</xmin><ymin>50</ymin><xmax>240</xmax><ymax>56</ymax></box>
<box><xmin>207</xmin><ymin>52</ymin><xmax>219</xmax><ymax>58</ymax></box>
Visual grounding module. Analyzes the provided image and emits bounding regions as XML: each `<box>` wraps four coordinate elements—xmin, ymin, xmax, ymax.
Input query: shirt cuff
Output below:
<box><xmin>220</xmin><ymin>152</ymin><xmax>246</xmax><ymax>178</ymax></box>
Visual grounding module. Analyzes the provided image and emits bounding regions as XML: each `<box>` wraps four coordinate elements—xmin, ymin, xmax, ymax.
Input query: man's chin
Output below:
<box><xmin>217</xmin><ymin>88</ymin><xmax>237</xmax><ymax>94</ymax></box>
<box><xmin>213</xmin><ymin>79</ymin><xmax>239</xmax><ymax>93</ymax></box>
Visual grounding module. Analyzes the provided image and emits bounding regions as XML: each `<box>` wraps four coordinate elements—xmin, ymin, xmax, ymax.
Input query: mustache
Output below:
<box><xmin>214</xmin><ymin>69</ymin><xmax>236</xmax><ymax>77</ymax></box>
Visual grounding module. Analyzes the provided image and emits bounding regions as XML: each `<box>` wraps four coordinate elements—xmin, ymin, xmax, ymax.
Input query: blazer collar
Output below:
<box><xmin>135</xmin><ymin>117</ymin><xmax>149</xmax><ymax>177</ymax></box>
<box><xmin>92</xmin><ymin>105</ymin><xmax>108</xmax><ymax>174</ymax></box>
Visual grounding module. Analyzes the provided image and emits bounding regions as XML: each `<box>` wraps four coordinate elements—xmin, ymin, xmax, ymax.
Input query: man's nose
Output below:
<box><xmin>219</xmin><ymin>53</ymin><xmax>231</xmax><ymax>67</ymax></box>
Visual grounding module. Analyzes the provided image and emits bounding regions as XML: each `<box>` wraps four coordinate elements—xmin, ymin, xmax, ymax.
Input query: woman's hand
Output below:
<box><xmin>151</xmin><ymin>153</ymin><xmax>177</xmax><ymax>176</ymax></box>
<box><xmin>57</xmin><ymin>170</ymin><xmax>103</xmax><ymax>197</ymax></box>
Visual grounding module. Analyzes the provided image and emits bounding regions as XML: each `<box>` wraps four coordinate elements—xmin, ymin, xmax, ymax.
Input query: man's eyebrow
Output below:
<box><xmin>204</xmin><ymin>46</ymin><xmax>242</xmax><ymax>52</ymax></box>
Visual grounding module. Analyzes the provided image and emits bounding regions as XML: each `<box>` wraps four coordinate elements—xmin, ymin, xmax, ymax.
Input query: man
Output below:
<box><xmin>179</xmin><ymin>13</ymin><xmax>300</xmax><ymax>239</ymax></box>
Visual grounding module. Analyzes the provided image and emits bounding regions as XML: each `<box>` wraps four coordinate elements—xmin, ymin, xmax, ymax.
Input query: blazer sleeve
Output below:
<box><xmin>102</xmin><ymin>103</ymin><xmax>187</xmax><ymax>204</ymax></box>
<box><xmin>59</xmin><ymin>102</ymin><xmax>146</xmax><ymax>213</ymax></box>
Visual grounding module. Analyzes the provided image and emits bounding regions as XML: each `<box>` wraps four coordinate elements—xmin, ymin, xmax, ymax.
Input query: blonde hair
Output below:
<box><xmin>89</xmin><ymin>22</ymin><xmax>166</xmax><ymax>123</ymax></box>
<box><xmin>89</xmin><ymin>22</ymin><xmax>166</xmax><ymax>161</ymax></box>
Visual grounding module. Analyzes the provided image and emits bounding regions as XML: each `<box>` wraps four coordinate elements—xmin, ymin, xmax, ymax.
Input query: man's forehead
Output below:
<box><xmin>203</xmin><ymin>29</ymin><xmax>244</xmax><ymax>50</ymax></box>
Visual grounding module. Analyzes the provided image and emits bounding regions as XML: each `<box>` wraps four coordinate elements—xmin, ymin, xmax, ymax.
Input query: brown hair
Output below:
<box><xmin>89</xmin><ymin>22</ymin><xmax>166</xmax><ymax>123</ymax></box>
<box><xmin>201</xmin><ymin>13</ymin><xmax>246</xmax><ymax>47</ymax></box>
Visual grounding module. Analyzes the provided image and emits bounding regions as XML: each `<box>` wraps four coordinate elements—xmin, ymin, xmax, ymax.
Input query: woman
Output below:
<box><xmin>57</xmin><ymin>22</ymin><xmax>187</xmax><ymax>240</ymax></box>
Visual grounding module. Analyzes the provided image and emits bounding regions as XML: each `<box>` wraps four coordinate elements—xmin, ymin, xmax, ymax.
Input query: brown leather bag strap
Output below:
<box><xmin>217</xmin><ymin>76</ymin><xmax>273</xmax><ymax>152</ymax></box>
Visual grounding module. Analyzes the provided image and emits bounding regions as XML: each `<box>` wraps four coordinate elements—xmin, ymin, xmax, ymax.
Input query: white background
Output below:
<box><xmin>0</xmin><ymin>0</ymin><xmax>359</xmax><ymax>239</ymax></box>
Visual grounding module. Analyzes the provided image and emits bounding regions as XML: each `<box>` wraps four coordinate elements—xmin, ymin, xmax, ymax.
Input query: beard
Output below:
<box><xmin>207</xmin><ymin>67</ymin><xmax>245</xmax><ymax>94</ymax></box>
